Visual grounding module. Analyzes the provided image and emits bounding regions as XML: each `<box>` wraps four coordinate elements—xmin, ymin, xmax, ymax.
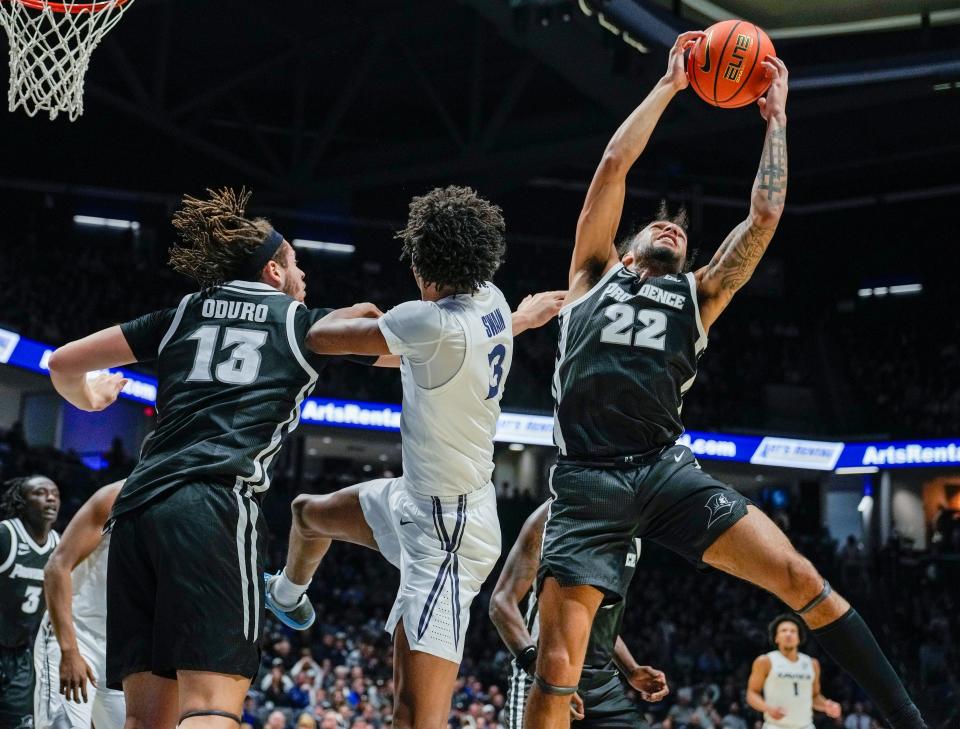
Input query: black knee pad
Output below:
<box><xmin>534</xmin><ymin>674</ymin><xmax>578</xmax><ymax>696</ymax></box>
<box><xmin>179</xmin><ymin>710</ymin><xmax>242</xmax><ymax>725</ymax></box>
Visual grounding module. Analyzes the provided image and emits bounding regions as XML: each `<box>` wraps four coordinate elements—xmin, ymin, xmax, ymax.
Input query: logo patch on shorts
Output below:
<box><xmin>705</xmin><ymin>492</ymin><xmax>738</xmax><ymax>529</ymax></box>
<box><xmin>626</xmin><ymin>552</ymin><xmax>637</xmax><ymax>567</ymax></box>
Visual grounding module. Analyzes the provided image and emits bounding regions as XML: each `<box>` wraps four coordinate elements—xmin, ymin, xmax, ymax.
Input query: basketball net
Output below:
<box><xmin>0</xmin><ymin>0</ymin><xmax>133</xmax><ymax>121</ymax></box>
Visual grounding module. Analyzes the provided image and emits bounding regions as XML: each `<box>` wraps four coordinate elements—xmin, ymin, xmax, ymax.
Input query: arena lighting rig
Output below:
<box><xmin>2</xmin><ymin>326</ymin><xmax>958</xmax><ymax>473</ymax></box>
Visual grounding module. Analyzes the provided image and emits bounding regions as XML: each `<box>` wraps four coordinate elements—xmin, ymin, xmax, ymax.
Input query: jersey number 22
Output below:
<box><xmin>600</xmin><ymin>304</ymin><xmax>667</xmax><ymax>350</ymax></box>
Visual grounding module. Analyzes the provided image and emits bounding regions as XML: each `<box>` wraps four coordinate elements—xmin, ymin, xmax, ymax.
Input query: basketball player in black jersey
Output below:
<box><xmin>0</xmin><ymin>475</ymin><xmax>61</xmax><ymax>729</ymax></box>
<box><xmin>48</xmin><ymin>188</ymin><xmax>390</xmax><ymax>729</ymax></box>
<box><xmin>525</xmin><ymin>32</ymin><xmax>924</xmax><ymax>729</ymax></box>
<box><xmin>490</xmin><ymin>501</ymin><xmax>667</xmax><ymax>728</ymax></box>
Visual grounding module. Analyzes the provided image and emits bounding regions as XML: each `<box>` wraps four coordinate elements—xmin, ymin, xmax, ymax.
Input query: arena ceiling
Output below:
<box><xmin>0</xmin><ymin>0</ymin><xmax>957</xmax><ymax>240</ymax></box>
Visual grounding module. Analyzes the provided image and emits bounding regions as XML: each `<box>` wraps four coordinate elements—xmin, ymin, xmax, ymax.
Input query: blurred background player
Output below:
<box><xmin>265</xmin><ymin>185</ymin><xmax>565</xmax><ymax>729</ymax></box>
<box><xmin>747</xmin><ymin>614</ymin><xmax>842</xmax><ymax>729</ymax></box>
<box><xmin>47</xmin><ymin>188</ymin><xmax>389</xmax><ymax>729</ymax></box>
<box><xmin>0</xmin><ymin>476</ymin><xmax>61</xmax><ymax>729</ymax></box>
<box><xmin>489</xmin><ymin>500</ymin><xmax>668</xmax><ymax>728</ymax></box>
<box><xmin>527</xmin><ymin>30</ymin><xmax>925</xmax><ymax>729</ymax></box>
<box><xmin>34</xmin><ymin>481</ymin><xmax>126</xmax><ymax>729</ymax></box>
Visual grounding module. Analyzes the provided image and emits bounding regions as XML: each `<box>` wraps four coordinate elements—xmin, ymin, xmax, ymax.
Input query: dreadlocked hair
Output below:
<box><xmin>0</xmin><ymin>476</ymin><xmax>38</xmax><ymax>520</ymax></box>
<box><xmin>396</xmin><ymin>186</ymin><xmax>506</xmax><ymax>294</ymax></box>
<box><xmin>168</xmin><ymin>187</ymin><xmax>278</xmax><ymax>289</ymax></box>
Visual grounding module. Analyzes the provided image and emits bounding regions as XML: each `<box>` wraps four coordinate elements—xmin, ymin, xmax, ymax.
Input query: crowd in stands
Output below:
<box><xmin>2</xmin><ymin>426</ymin><xmax>958</xmax><ymax>728</ymax></box>
<box><xmin>832</xmin><ymin>294</ymin><xmax>960</xmax><ymax>438</ymax></box>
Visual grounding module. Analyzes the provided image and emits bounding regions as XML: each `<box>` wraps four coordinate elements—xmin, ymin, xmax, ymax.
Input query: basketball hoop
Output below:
<box><xmin>0</xmin><ymin>0</ymin><xmax>134</xmax><ymax>121</ymax></box>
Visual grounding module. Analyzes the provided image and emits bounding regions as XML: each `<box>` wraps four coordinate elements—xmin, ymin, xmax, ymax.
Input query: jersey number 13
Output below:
<box><xmin>186</xmin><ymin>325</ymin><xmax>268</xmax><ymax>385</ymax></box>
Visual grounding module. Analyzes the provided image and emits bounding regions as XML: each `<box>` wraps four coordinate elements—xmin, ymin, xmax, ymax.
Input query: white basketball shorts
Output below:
<box><xmin>359</xmin><ymin>478</ymin><xmax>501</xmax><ymax>664</ymax></box>
<box><xmin>34</xmin><ymin>620</ymin><xmax>125</xmax><ymax>729</ymax></box>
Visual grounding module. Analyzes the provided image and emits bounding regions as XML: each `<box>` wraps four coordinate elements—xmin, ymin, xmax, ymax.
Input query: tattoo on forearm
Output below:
<box><xmin>716</xmin><ymin>223</ymin><xmax>771</xmax><ymax>291</ymax></box>
<box><xmin>756</xmin><ymin>126</ymin><xmax>787</xmax><ymax>205</ymax></box>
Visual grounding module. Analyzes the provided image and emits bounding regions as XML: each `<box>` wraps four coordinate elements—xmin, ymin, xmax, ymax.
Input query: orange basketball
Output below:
<box><xmin>687</xmin><ymin>20</ymin><xmax>776</xmax><ymax>109</ymax></box>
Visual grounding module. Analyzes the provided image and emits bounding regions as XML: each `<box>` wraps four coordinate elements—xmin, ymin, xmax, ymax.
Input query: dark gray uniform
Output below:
<box><xmin>0</xmin><ymin>518</ymin><xmax>59</xmax><ymax>729</ymax></box>
<box><xmin>107</xmin><ymin>280</ymin><xmax>367</xmax><ymax>688</ymax></box>
<box><xmin>542</xmin><ymin>264</ymin><xmax>748</xmax><ymax>600</ymax></box>
<box><xmin>505</xmin><ymin>539</ymin><xmax>645</xmax><ymax>729</ymax></box>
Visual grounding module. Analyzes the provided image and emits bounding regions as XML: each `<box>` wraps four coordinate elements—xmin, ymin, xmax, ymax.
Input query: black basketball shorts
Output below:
<box><xmin>540</xmin><ymin>444</ymin><xmax>749</xmax><ymax>600</ymax></box>
<box><xmin>505</xmin><ymin>663</ymin><xmax>647</xmax><ymax>729</ymax></box>
<box><xmin>106</xmin><ymin>482</ymin><xmax>267</xmax><ymax>689</ymax></box>
<box><xmin>0</xmin><ymin>645</ymin><xmax>34</xmax><ymax>729</ymax></box>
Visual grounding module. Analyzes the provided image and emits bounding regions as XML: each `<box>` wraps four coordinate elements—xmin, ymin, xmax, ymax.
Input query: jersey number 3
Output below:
<box><xmin>186</xmin><ymin>325</ymin><xmax>268</xmax><ymax>385</ymax></box>
<box><xmin>21</xmin><ymin>585</ymin><xmax>41</xmax><ymax>614</ymax></box>
<box><xmin>600</xmin><ymin>304</ymin><xmax>667</xmax><ymax>350</ymax></box>
<box><xmin>486</xmin><ymin>344</ymin><xmax>507</xmax><ymax>400</ymax></box>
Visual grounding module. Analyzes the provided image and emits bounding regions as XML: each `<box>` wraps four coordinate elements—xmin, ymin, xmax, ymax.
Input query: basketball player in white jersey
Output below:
<box><xmin>34</xmin><ymin>481</ymin><xmax>126</xmax><ymax>729</ymax></box>
<box><xmin>264</xmin><ymin>185</ymin><xmax>564</xmax><ymax>728</ymax></box>
<box><xmin>747</xmin><ymin>615</ymin><xmax>841</xmax><ymax>729</ymax></box>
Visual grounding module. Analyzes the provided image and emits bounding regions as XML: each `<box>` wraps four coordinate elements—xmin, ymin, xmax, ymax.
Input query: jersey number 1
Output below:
<box><xmin>187</xmin><ymin>326</ymin><xmax>267</xmax><ymax>385</ymax></box>
<box><xmin>600</xmin><ymin>304</ymin><xmax>667</xmax><ymax>350</ymax></box>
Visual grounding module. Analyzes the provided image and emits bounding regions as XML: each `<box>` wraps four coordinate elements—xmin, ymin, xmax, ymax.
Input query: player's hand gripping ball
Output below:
<box><xmin>687</xmin><ymin>20</ymin><xmax>776</xmax><ymax>108</ymax></box>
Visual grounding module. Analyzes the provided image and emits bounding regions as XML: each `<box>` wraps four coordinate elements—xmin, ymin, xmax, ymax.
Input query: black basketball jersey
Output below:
<box><xmin>0</xmin><ymin>518</ymin><xmax>59</xmax><ymax>648</ymax></box>
<box><xmin>526</xmin><ymin>538</ymin><xmax>640</xmax><ymax>671</ymax></box>
<box><xmin>552</xmin><ymin>264</ymin><xmax>707</xmax><ymax>459</ymax></box>
<box><xmin>111</xmin><ymin>280</ymin><xmax>359</xmax><ymax>521</ymax></box>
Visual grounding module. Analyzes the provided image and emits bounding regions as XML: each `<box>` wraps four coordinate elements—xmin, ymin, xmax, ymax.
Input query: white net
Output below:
<box><xmin>0</xmin><ymin>0</ymin><xmax>133</xmax><ymax>121</ymax></box>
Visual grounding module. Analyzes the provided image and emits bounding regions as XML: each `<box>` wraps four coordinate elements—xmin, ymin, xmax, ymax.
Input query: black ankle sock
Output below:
<box><xmin>812</xmin><ymin>609</ymin><xmax>925</xmax><ymax>729</ymax></box>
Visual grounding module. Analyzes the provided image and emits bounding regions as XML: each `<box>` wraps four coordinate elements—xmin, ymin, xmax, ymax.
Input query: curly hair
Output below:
<box><xmin>768</xmin><ymin>613</ymin><xmax>806</xmax><ymax>646</ymax></box>
<box><xmin>395</xmin><ymin>186</ymin><xmax>506</xmax><ymax>294</ymax></box>
<box><xmin>168</xmin><ymin>187</ymin><xmax>282</xmax><ymax>288</ymax></box>
<box><xmin>0</xmin><ymin>476</ymin><xmax>41</xmax><ymax>520</ymax></box>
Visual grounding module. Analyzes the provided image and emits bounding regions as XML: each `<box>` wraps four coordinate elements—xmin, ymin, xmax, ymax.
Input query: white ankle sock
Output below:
<box><xmin>272</xmin><ymin>568</ymin><xmax>309</xmax><ymax>608</ymax></box>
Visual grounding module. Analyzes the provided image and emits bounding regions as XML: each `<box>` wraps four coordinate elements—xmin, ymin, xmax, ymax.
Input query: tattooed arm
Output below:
<box><xmin>696</xmin><ymin>56</ymin><xmax>789</xmax><ymax>330</ymax></box>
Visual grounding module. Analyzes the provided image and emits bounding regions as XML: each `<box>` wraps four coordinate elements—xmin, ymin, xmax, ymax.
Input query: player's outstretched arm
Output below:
<box><xmin>48</xmin><ymin>326</ymin><xmax>133</xmax><ymax>411</ymax></box>
<box><xmin>695</xmin><ymin>56</ymin><xmax>788</xmax><ymax>330</ymax></box>
<box><xmin>306</xmin><ymin>303</ymin><xmax>391</xmax><ymax>357</ymax></box>
<box><xmin>43</xmin><ymin>481</ymin><xmax>123</xmax><ymax>704</ymax></box>
<box><xmin>488</xmin><ymin>501</ymin><xmax>550</xmax><ymax>666</ymax></box>
<box><xmin>511</xmin><ymin>291</ymin><xmax>567</xmax><ymax>336</ymax></box>
<box><xmin>613</xmin><ymin>637</ymin><xmax>670</xmax><ymax>702</ymax></box>
<box><xmin>569</xmin><ymin>32</ymin><xmax>705</xmax><ymax>295</ymax></box>
<box><xmin>811</xmin><ymin>658</ymin><xmax>843</xmax><ymax>719</ymax></box>
<box><xmin>747</xmin><ymin>654</ymin><xmax>785</xmax><ymax>719</ymax></box>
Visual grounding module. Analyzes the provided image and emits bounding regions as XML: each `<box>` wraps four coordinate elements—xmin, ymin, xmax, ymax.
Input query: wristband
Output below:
<box><xmin>516</xmin><ymin>645</ymin><xmax>537</xmax><ymax>675</ymax></box>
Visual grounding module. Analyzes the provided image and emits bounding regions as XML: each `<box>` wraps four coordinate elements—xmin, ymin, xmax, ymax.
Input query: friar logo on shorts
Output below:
<box><xmin>705</xmin><ymin>493</ymin><xmax>737</xmax><ymax>529</ymax></box>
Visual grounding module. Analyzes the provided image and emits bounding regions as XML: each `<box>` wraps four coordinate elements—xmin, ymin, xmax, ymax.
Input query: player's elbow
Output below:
<box><xmin>597</xmin><ymin>149</ymin><xmax>629</xmax><ymax>179</ymax></box>
<box><xmin>43</xmin><ymin>555</ymin><xmax>68</xmax><ymax>585</ymax></box>
<box><xmin>47</xmin><ymin>346</ymin><xmax>77</xmax><ymax>375</ymax></box>
<box><xmin>751</xmin><ymin>203</ymin><xmax>783</xmax><ymax>229</ymax></box>
<box><xmin>487</xmin><ymin>591</ymin><xmax>507</xmax><ymax>626</ymax></box>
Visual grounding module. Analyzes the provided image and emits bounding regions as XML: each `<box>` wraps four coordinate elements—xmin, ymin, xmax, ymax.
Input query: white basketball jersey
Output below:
<box><xmin>41</xmin><ymin>534</ymin><xmax>110</xmax><ymax>644</ymax></box>
<box><xmin>763</xmin><ymin>650</ymin><xmax>815</xmax><ymax>729</ymax></box>
<box><xmin>381</xmin><ymin>283</ymin><xmax>513</xmax><ymax>497</ymax></box>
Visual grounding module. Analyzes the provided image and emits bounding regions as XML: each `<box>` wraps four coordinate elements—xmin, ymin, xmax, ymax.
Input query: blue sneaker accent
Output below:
<box><xmin>264</xmin><ymin>572</ymin><xmax>315</xmax><ymax>630</ymax></box>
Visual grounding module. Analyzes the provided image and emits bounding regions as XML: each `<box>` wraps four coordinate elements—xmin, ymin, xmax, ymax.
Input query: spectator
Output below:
<box><xmin>720</xmin><ymin>702</ymin><xmax>748</xmax><ymax>729</ymax></box>
<box><xmin>295</xmin><ymin>713</ymin><xmax>316</xmax><ymax>729</ymax></box>
<box><xmin>844</xmin><ymin>702</ymin><xmax>873</xmax><ymax>729</ymax></box>
<box><xmin>264</xmin><ymin>711</ymin><xmax>287</xmax><ymax>729</ymax></box>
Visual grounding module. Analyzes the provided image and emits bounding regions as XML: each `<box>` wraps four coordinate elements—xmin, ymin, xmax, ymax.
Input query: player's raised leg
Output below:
<box><xmin>266</xmin><ymin>485</ymin><xmax>378</xmax><ymax>629</ymax></box>
<box><xmin>703</xmin><ymin>505</ymin><xmax>924</xmax><ymax>729</ymax></box>
<box><xmin>523</xmin><ymin>579</ymin><xmax>603</xmax><ymax>729</ymax></box>
<box><xmin>392</xmin><ymin>619</ymin><xmax>460</xmax><ymax>729</ymax></box>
